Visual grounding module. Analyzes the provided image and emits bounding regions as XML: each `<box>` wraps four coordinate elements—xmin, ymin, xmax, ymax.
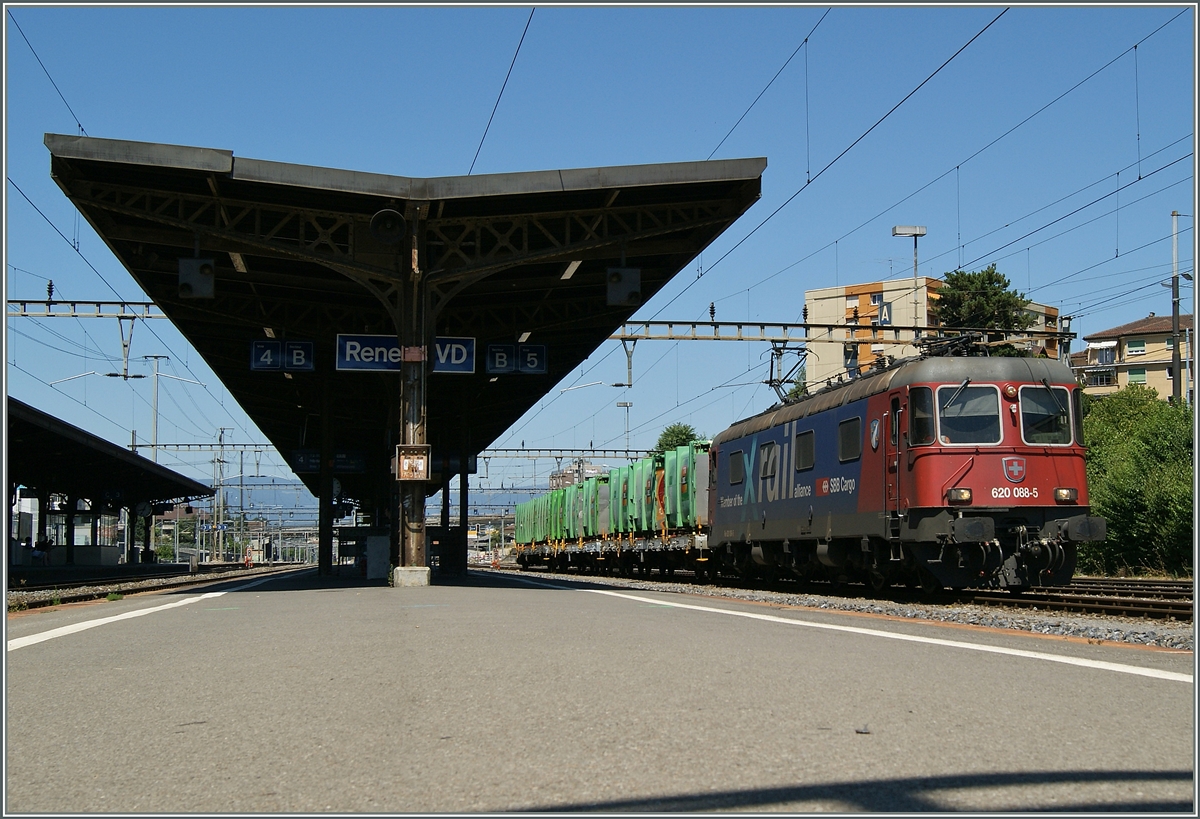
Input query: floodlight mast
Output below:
<box><xmin>893</xmin><ymin>226</ymin><xmax>927</xmax><ymax>336</ymax></box>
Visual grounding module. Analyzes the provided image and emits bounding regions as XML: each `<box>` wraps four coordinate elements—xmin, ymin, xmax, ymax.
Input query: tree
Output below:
<box><xmin>655</xmin><ymin>422</ymin><xmax>701</xmax><ymax>452</ymax></box>
<box><xmin>930</xmin><ymin>265</ymin><xmax>1035</xmax><ymax>355</ymax></box>
<box><xmin>1080</xmin><ymin>384</ymin><xmax>1193</xmax><ymax>576</ymax></box>
<box><xmin>785</xmin><ymin>363</ymin><xmax>809</xmax><ymax>402</ymax></box>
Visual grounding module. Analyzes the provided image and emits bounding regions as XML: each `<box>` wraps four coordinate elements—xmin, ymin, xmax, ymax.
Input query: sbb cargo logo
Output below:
<box><xmin>816</xmin><ymin>476</ymin><xmax>856</xmax><ymax>496</ymax></box>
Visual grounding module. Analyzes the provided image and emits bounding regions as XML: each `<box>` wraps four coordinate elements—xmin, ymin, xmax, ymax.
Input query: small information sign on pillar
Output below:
<box><xmin>395</xmin><ymin>444</ymin><xmax>430</xmax><ymax>481</ymax></box>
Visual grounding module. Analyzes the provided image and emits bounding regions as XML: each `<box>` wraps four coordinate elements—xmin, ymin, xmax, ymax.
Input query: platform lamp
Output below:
<box><xmin>892</xmin><ymin>226</ymin><xmax>927</xmax><ymax>340</ymax></box>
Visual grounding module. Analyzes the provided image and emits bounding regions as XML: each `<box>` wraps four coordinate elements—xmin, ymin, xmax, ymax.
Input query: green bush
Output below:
<box><xmin>1081</xmin><ymin>385</ymin><xmax>1193</xmax><ymax>576</ymax></box>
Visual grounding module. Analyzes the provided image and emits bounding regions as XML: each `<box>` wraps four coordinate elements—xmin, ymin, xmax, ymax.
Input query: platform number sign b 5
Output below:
<box><xmin>487</xmin><ymin>344</ymin><xmax>547</xmax><ymax>375</ymax></box>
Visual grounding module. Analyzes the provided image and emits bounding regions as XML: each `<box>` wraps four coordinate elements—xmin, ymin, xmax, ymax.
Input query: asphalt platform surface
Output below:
<box><xmin>5</xmin><ymin>567</ymin><xmax>1194</xmax><ymax>813</ymax></box>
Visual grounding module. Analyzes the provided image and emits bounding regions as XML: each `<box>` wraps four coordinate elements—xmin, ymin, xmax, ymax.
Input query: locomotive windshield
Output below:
<box><xmin>1019</xmin><ymin>385</ymin><xmax>1072</xmax><ymax>445</ymax></box>
<box><xmin>936</xmin><ymin>384</ymin><xmax>1001</xmax><ymax>444</ymax></box>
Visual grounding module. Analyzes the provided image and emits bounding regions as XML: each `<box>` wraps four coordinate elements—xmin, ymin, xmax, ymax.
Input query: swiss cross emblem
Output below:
<box><xmin>1002</xmin><ymin>457</ymin><xmax>1027</xmax><ymax>483</ymax></box>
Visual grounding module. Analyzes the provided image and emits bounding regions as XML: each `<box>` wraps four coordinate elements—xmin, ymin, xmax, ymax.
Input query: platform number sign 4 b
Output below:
<box><xmin>251</xmin><ymin>340</ymin><xmax>283</xmax><ymax>370</ymax></box>
<box><xmin>251</xmin><ymin>340</ymin><xmax>314</xmax><ymax>372</ymax></box>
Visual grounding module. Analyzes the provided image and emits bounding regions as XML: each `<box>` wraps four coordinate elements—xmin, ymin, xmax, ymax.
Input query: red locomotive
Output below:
<box><xmin>709</xmin><ymin>342</ymin><xmax>1106</xmax><ymax>590</ymax></box>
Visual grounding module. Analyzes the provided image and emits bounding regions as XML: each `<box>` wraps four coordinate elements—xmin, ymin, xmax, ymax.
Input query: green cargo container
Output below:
<box><xmin>630</xmin><ymin>460</ymin><xmax>644</xmax><ymax>533</ymax></box>
<box><xmin>608</xmin><ymin>468</ymin><xmax>624</xmax><ymax>534</ymax></box>
<box><xmin>651</xmin><ymin>453</ymin><xmax>666</xmax><ymax>533</ymax></box>
<box><xmin>549</xmin><ymin>488</ymin><xmax>564</xmax><ymax>541</ymax></box>
<box><xmin>675</xmin><ymin>444</ymin><xmax>693</xmax><ymax>528</ymax></box>
<box><xmin>636</xmin><ymin>455</ymin><xmax>664</xmax><ymax>533</ymax></box>
<box><xmin>595</xmin><ymin>474</ymin><xmax>610</xmax><ymax>536</ymax></box>
<box><xmin>562</xmin><ymin>486</ymin><xmax>574</xmax><ymax>540</ymax></box>
<box><xmin>570</xmin><ymin>483</ymin><xmax>585</xmax><ymax>540</ymax></box>
<box><xmin>582</xmin><ymin>475</ymin><xmax>607</xmax><ymax>537</ymax></box>
<box><xmin>664</xmin><ymin>449</ymin><xmax>679</xmax><ymax>528</ymax></box>
<box><xmin>692</xmin><ymin>440</ymin><xmax>711</xmax><ymax>528</ymax></box>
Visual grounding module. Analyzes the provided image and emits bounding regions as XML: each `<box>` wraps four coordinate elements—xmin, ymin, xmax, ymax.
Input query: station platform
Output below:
<box><xmin>6</xmin><ymin>566</ymin><xmax>1192</xmax><ymax>813</ymax></box>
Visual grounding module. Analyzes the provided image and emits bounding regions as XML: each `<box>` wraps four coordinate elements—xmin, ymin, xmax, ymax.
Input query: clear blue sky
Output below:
<box><xmin>4</xmin><ymin>4</ymin><xmax>1196</xmax><ymax>512</ymax></box>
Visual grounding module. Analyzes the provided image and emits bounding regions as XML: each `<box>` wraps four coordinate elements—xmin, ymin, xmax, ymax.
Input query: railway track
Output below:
<box><xmin>960</xmin><ymin>577</ymin><xmax>1193</xmax><ymax>621</ymax></box>
<box><xmin>11</xmin><ymin>561</ymin><xmax>272</xmax><ymax>593</ymax></box>
<box><xmin>7</xmin><ymin>564</ymin><xmax>311</xmax><ymax>611</ymax></box>
<box><xmin>504</xmin><ymin>563</ymin><xmax>1194</xmax><ymax>622</ymax></box>
<box><xmin>14</xmin><ymin>560</ymin><xmax>1192</xmax><ymax>622</ymax></box>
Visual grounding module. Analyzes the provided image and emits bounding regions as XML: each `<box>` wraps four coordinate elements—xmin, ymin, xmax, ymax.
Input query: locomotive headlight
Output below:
<box><xmin>1003</xmin><ymin>384</ymin><xmax>1018</xmax><ymax>399</ymax></box>
<box><xmin>947</xmin><ymin>487</ymin><xmax>972</xmax><ymax>504</ymax></box>
<box><xmin>1054</xmin><ymin>487</ymin><xmax>1078</xmax><ymax>503</ymax></box>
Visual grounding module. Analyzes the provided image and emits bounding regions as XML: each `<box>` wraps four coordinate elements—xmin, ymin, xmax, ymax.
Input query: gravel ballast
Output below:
<box><xmin>486</xmin><ymin>566</ymin><xmax>1195</xmax><ymax>652</ymax></box>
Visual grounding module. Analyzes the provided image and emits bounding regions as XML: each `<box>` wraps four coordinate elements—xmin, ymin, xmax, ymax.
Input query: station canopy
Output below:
<box><xmin>8</xmin><ymin>397</ymin><xmax>213</xmax><ymax>509</ymax></box>
<box><xmin>45</xmin><ymin>134</ymin><xmax>765</xmax><ymax>502</ymax></box>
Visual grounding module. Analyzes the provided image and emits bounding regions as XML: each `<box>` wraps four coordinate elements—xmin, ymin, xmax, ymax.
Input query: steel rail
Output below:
<box><xmin>7</xmin><ymin>564</ymin><xmax>309</xmax><ymax>610</ymax></box>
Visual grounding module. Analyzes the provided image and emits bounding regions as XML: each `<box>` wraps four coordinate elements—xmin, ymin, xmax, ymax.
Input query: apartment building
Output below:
<box><xmin>1074</xmin><ymin>312</ymin><xmax>1193</xmax><ymax>401</ymax></box>
<box><xmin>803</xmin><ymin>278</ymin><xmax>1060</xmax><ymax>388</ymax></box>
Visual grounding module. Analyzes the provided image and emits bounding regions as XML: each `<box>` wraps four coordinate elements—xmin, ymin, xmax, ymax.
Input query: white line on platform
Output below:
<box><xmin>582</xmin><ymin>589</ymin><xmax>1194</xmax><ymax>684</ymax></box>
<box><xmin>7</xmin><ymin>573</ymin><xmax>290</xmax><ymax>652</ymax></box>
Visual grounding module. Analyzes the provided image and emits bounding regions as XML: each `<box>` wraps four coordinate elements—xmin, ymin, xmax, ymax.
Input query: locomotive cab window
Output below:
<box><xmin>729</xmin><ymin>450</ymin><xmax>745</xmax><ymax>485</ymax></box>
<box><xmin>909</xmin><ymin>387</ymin><xmax>935</xmax><ymax>445</ymax></box>
<box><xmin>795</xmin><ymin>430</ymin><xmax>815</xmax><ymax>471</ymax></box>
<box><xmin>937</xmin><ymin>383</ymin><xmax>1001</xmax><ymax>444</ymax></box>
<box><xmin>1071</xmin><ymin>389</ymin><xmax>1085</xmax><ymax>446</ymax></box>
<box><xmin>1019</xmin><ymin>385</ymin><xmax>1072</xmax><ymax>445</ymax></box>
<box><xmin>838</xmin><ymin>417</ymin><xmax>862</xmax><ymax>462</ymax></box>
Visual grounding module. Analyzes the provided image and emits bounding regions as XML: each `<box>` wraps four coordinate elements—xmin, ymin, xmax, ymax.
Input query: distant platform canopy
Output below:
<box><xmin>8</xmin><ymin>397</ymin><xmax>214</xmax><ymax>508</ymax></box>
<box><xmin>45</xmin><ymin>134</ymin><xmax>765</xmax><ymax>503</ymax></box>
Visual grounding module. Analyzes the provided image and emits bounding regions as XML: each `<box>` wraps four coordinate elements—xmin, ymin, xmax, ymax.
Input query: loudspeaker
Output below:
<box><xmin>607</xmin><ymin>267</ymin><xmax>641</xmax><ymax>306</ymax></box>
<box><xmin>179</xmin><ymin>258</ymin><xmax>215</xmax><ymax>298</ymax></box>
<box><xmin>370</xmin><ymin>209</ymin><xmax>407</xmax><ymax>245</ymax></box>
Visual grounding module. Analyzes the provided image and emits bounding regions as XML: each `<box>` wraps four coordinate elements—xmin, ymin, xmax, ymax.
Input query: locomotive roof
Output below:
<box><xmin>713</xmin><ymin>354</ymin><xmax>1078</xmax><ymax>445</ymax></box>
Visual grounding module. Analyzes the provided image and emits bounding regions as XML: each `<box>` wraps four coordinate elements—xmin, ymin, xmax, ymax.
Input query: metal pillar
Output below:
<box><xmin>65</xmin><ymin>496</ymin><xmax>77</xmax><ymax>565</ymax></box>
<box><xmin>140</xmin><ymin>506</ymin><xmax>151</xmax><ymax>563</ymax></box>
<box><xmin>36</xmin><ymin>489</ymin><xmax>49</xmax><ymax>545</ymax></box>
<box><xmin>318</xmin><ymin>377</ymin><xmax>334</xmax><ymax>574</ymax></box>
<box><xmin>1171</xmin><ymin>210</ymin><xmax>1182</xmax><ymax>404</ymax></box>
<box><xmin>459</xmin><ymin>458</ymin><xmax>469</xmax><ymax>574</ymax></box>
<box><xmin>400</xmin><ymin>204</ymin><xmax>429</xmax><ymax>572</ymax></box>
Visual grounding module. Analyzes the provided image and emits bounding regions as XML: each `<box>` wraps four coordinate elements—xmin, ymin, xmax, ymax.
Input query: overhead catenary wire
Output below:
<box><xmin>6</xmin><ymin>10</ymin><xmax>88</xmax><ymax>136</ymax></box>
<box><xmin>501</xmin><ymin>9</ymin><xmax>1017</xmax><ymax>444</ymax></box>
<box><xmin>650</xmin><ymin>7</ymin><xmax>1011</xmax><ymax>319</ymax></box>
<box><xmin>7</xmin><ymin>177</ymin><xmax>257</xmax><ymax>443</ymax></box>
<box><xmin>693</xmin><ymin>140</ymin><xmax>1190</xmax><ymax>328</ymax></box>
<box><xmin>508</xmin><ymin>4</ymin><xmax>1132</xmax><ymax>446</ymax></box>
<box><xmin>955</xmin><ymin>154</ymin><xmax>1191</xmax><ymax>272</ymax></box>
<box><xmin>687</xmin><ymin>9</ymin><xmax>1189</xmax><ymax>320</ymax></box>
<box><xmin>468</xmin><ymin>7</ymin><xmax>535</xmax><ymax>175</ymax></box>
<box><xmin>707</xmin><ymin>8</ymin><xmax>831</xmax><ymax>161</ymax></box>
<box><xmin>8</xmin><ymin>360</ymin><xmax>130</xmax><ymax>433</ymax></box>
